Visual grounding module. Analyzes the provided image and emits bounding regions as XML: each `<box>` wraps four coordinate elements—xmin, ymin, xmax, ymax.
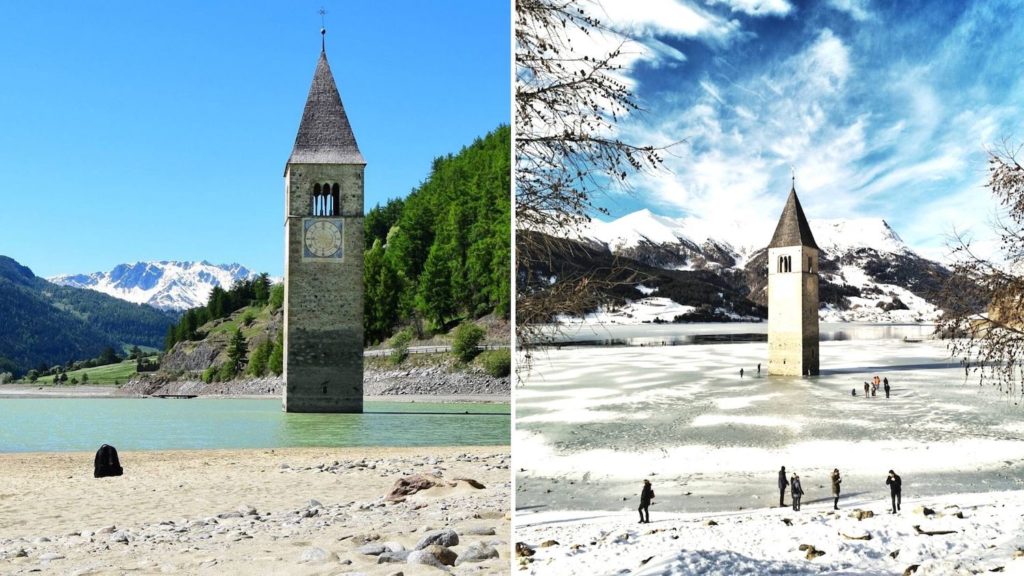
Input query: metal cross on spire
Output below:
<box><xmin>320</xmin><ymin>7</ymin><xmax>327</xmax><ymax>52</ymax></box>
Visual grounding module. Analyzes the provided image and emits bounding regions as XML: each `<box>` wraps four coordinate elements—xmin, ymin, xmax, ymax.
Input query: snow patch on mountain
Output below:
<box><xmin>49</xmin><ymin>261</ymin><xmax>257</xmax><ymax>311</ymax></box>
<box><xmin>811</xmin><ymin>218</ymin><xmax>910</xmax><ymax>254</ymax></box>
<box><xmin>558</xmin><ymin>297</ymin><xmax>697</xmax><ymax>325</ymax></box>
<box><xmin>820</xmin><ymin>265</ymin><xmax>941</xmax><ymax>323</ymax></box>
<box><xmin>585</xmin><ymin>209</ymin><xmax>721</xmax><ymax>250</ymax></box>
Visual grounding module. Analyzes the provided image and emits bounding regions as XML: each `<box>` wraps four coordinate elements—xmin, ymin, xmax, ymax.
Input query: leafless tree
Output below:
<box><xmin>938</xmin><ymin>142</ymin><xmax>1024</xmax><ymax>402</ymax></box>
<box><xmin>515</xmin><ymin>0</ymin><xmax>670</xmax><ymax>371</ymax></box>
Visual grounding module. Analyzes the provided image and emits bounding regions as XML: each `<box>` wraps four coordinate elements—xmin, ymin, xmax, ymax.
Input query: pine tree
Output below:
<box><xmin>248</xmin><ymin>338</ymin><xmax>273</xmax><ymax>377</ymax></box>
<box><xmin>226</xmin><ymin>328</ymin><xmax>247</xmax><ymax>376</ymax></box>
<box><xmin>268</xmin><ymin>334</ymin><xmax>283</xmax><ymax>376</ymax></box>
<box><xmin>364</xmin><ymin>239</ymin><xmax>390</xmax><ymax>344</ymax></box>
<box><xmin>417</xmin><ymin>241</ymin><xmax>456</xmax><ymax>330</ymax></box>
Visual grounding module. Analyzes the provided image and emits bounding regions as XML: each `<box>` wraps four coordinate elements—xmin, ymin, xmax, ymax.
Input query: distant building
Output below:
<box><xmin>767</xmin><ymin>181</ymin><xmax>819</xmax><ymax>376</ymax></box>
<box><xmin>283</xmin><ymin>36</ymin><xmax>365</xmax><ymax>412</ymax></box>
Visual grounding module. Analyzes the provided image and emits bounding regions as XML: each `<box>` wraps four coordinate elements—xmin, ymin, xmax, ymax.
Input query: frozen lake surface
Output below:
<box><xmin>534</xmin><ymin>321</ymin><xmax>937</xmax><ymax>346</ymax></box>
<box><xmin>516</xmin><ymin>337</ymin><xmax>1024</xmax><ymax>515</ymax></box>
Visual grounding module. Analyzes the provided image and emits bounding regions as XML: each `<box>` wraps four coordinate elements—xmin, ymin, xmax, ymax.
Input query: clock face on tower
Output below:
<box><xmin>302</xmin><ymin>219</ymin><xmax>344</xmax><ymax>259</ymax></box>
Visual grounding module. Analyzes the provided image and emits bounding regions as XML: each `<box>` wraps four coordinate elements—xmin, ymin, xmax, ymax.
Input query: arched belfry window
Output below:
<box><xmin>777</xmin><ymin>255</ymin><xmax>792</xmax><ymax>273</ymax></box>
<box><xmin>331</xmin><ymin>183</ymin><xmax>340</xmax><ymax>216</ymax></box>
<box><xmin>311</xmin><ymin>183</ymin><xmax>339</xmax><ymax>216</ymax></box>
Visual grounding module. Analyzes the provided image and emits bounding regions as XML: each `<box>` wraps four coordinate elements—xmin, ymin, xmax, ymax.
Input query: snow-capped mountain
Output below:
<box><xmin>547</xmin><ymin>210</ymin><xmax>949</xmax><ymax>323</ymax></box>
<box><xmin>49</xmin><ymin>261</ymin><xmax>257</xmax><ymax>311</ymax></box>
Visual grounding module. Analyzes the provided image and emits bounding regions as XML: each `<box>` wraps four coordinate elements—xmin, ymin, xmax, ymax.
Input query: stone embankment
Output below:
<box><xmin>120</xmin><ymin>366</ymin><xmax>509</xmax><ymax>398</ymax></box>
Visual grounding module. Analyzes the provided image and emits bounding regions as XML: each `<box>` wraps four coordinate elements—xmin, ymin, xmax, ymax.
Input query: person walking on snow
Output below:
<box><xmin>778</xmin><ymin>466</ymin><xmax>789</xmax><ymax>507</ymax></box>
<box><xmin>886</xmin><ymin>470</ymin><xmax>902</xmax><ymax>513</ymax></box>
<box><xmin>638</xmin><ymin>479</ymin><xmax>654</xmax><ymax>523</ymax></box>
<box><xmin>791</xmin><ymin>474</ymin><xmax>804</xmax><ymax>511</ymax></box>
<box><xmin>864</xmin><ymin>382</ymin><xmax>870</xmax><ymax>397</ymax></box>
<box><xmin>831</xmin><ymin>468</ymin><xmax>842</xmax><ymax>510</ymax></box>
<box><xmin>883</xmin><ymin>377</ymin><xmax>890</xmax><ymax>398</ymax></box>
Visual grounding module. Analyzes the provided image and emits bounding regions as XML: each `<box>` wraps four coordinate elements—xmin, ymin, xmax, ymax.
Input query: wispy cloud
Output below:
<box><xmin>826</xmin><ymin>0</ymin><xmax>870</xmax><ymax>21</ymax></box>
<box><xmin>709</xmin><ymin>0</ymin><xmax>793</xmax><ymax>17</ymax></box>
<box><xmin>594</xmin><ymin>0</ymin><xmax>740</xmax><ymax>42</ymax></box>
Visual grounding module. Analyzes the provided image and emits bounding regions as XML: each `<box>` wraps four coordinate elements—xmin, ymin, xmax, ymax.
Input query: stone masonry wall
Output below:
<box><xmin>283</xmin><ymin>163</ymin><xmax>365</xmax><ymax>412</ymax></box>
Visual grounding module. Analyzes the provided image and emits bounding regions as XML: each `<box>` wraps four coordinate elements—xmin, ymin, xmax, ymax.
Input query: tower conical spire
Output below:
<box><xmin>767</xmin><ymin>182</ymin><xmax>818</xmax><ymax>249</ymax></box>
<box><xmin>287</xmin><ymin>50</ymin><xmax>364</xmax><ymax>167</ymax></box>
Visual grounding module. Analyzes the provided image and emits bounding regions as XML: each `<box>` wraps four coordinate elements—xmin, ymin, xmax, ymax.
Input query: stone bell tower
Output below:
<box><xmin>767</xmin><ymin>180</ymin><xmax>819</xmax><ymax>377</ymax></box>
<box><xmin>282</xmin><ymin>34</ymin><xmax>365</xmax><ymax>413</ymax></box>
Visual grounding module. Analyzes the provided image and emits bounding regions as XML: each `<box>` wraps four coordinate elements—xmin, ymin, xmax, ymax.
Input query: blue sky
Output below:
<box><xmin>579</xmin><ymin>0</ymin><xmax>1024</xmax><ymax>259</ymax></box>
<box><xmin>0</xmin><ymin>1</ymin><xmax>509</xmax><ymax>278</ymax></box>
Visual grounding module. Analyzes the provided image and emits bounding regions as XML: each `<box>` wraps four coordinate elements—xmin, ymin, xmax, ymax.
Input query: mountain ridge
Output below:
<box><xmin>527</xmin><ymin>209</ymin><xmax>949</xmax><ymax>324</ymax></box>
<box><xmin>49</xmin><ymin>260</ymin><xmax>257</xmax><ymax>311</ymax></box>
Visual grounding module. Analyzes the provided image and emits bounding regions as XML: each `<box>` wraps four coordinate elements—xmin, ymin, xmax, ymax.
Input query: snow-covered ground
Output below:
<box><xmin>515</xmin><ymin>336</ymin><xmax>1024</xmax><ymax>574</ymax></box>
<box><xmin>517</xmin><ymin>491</ymin><xmax>1024</xmax><ymax>575</ymax></box>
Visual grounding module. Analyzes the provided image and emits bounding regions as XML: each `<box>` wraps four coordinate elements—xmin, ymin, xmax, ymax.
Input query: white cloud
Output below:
<box><xmin>572</xmin><ymin>0</ymin><xmax>1024</xmax><ymax>258</ymax></box>
<box><xmin>709</xmin><ymin>0</ymin><xmax>794</xmax><ymax>17</ymax></box>
<box><xmin>826</xmin><ymin>0</ymin><xmax>871</xmax><ymax>21</ymax></box>
<box><xmin>593</xmin><ymin>0</ymin><xmax>740</xmax><ymax>41</ymax></box>
<box><xmin>611</xmin><ymin>28</ymin><xmax>865</xmax><ymax>249</ymax></box>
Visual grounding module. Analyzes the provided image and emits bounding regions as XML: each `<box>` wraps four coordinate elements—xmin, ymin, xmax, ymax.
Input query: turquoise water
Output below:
<box><xmin>0</xmin><ymin>399</ymin><xmax>510</xmax><ymax>452</ymax></box>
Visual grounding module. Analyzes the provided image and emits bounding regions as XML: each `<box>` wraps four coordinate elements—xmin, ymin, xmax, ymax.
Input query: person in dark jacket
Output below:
<box><xmin>883</xmin><ymin>377</ymin><xmax>891</xmax><ymax>398</ymax></box>
<box><xmin>638</xmin><ymin>479</ymin><xmax>654</xmax><ymax>523</ymax></box>
<box><xmin>831</xmin><ymin>468</ymin><xmax>842</xmax><ymax>510</ymax></box>
<box><xmin>778</xmin><ymin>466</ymin><xmax>789</xmax><ymax>507</ymax></box>
<box><xmin>886</xmin><ymin>470</ymin><xmax>902</xmax><ymax>513</ymax></box>
<box><xmin>791</xmin><ymin>474</ymin><xmax>804</xmax><ymax>511</ymax></box>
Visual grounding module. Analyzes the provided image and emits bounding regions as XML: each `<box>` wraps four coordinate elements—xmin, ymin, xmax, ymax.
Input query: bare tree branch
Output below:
<box><xmin>515</xmin><ymin>0</ymin><xmax>678</xmax><ymax>378</ymax></box>
<box><xmin>938</xmin><ymin>144</ymin><xmax>1024</xmax><ymax>402</ymax></box>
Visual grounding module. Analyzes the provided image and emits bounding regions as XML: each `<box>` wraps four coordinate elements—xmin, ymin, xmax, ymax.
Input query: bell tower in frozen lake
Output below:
<box><xmin>282</xmin><ymin>29</ymin><xmax>365</xmax><ymax>412</ymax></box>
<box><xmin>767</xmin><ymin>180</ymin><xmax>819</xmax><ymax>376</ymax></box>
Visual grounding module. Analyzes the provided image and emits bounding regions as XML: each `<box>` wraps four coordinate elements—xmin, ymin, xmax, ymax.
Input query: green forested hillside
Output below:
<box><xmin>364</xmin><ymin>124</ymin><xmax>510</xmax><ymax>343</ymax></box>
<box><xmin>0</xmin><ymin>256</ymin><xmax>175</xmax><ymax>376</ymax></box>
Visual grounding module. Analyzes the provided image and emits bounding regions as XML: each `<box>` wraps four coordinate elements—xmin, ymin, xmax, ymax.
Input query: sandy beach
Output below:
<box><xmin>0</xmin><ymin>446</ymin><xmax>510</xmax><ymax>574</ymax></box>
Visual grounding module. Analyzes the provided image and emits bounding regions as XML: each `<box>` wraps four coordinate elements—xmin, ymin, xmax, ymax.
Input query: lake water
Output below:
<box><xmin>0</xmin><ymin>399</ymin><xmax>510</xmax><ymax>452</ymax></box>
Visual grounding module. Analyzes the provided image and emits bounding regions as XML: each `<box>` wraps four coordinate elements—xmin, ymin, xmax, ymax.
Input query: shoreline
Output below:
<box><xmin>0</xmin><ymin>384</ymin><xmax>508</xmax><ymax>404</ymax></box>
<box><xmin>0</xmin><ymin>446</ymin><xmax>511</xmax><ymax>574</ymax></box>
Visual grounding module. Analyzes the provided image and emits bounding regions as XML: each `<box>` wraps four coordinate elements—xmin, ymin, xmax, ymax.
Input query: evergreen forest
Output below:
<box><xmin>363</xmin><ymin>125</ymin><xmax>510</xmax><ymax>343</ymax></box>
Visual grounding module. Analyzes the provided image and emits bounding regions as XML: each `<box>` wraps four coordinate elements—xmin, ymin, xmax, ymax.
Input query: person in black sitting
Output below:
<box><xmin>639</xmin><ymin>479</ymin><xmax>654</xmax><ymax>523</ymax></box>
<box><xmin>886</xmin><ymin>470</ymin><xmax>902</xmax><ymax>513</ymax></box>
